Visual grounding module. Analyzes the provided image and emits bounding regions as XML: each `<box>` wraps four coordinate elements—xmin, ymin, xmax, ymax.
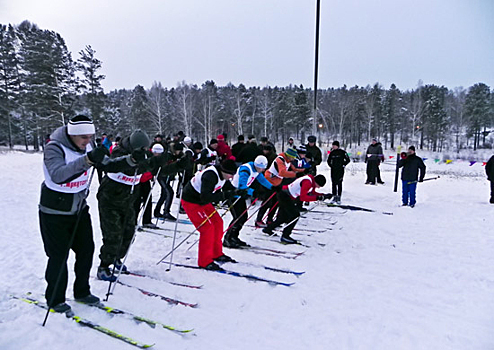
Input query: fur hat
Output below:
<box><xmin>307</xmin><ymin>135</ymin><xmax>316</xmax><ymax>143</ymax></box>
<box><xmin>314</xmin><ymin>174</ymin><xmax>326</xmax><ymax>187</ymax></box>
<box><xmin>129</xmin><ymin>130</ymin><xmax>150</xmax><ymax>150</ymax></box>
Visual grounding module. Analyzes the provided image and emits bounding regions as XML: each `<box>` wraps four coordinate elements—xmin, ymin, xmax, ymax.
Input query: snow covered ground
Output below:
<box><xmin>0</xmin><ymin>150</ymin><xmax>493</xmax><ymax>350</ymax></box>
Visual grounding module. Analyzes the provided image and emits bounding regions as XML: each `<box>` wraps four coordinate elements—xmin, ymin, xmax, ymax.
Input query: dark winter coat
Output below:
<box><xmin>366</xmin><ymin>143</ymin><xmax>384</xmax><ymax>163</ymax></box>
<box><xmin>327</xmin><ymin>148</ymin><xmax>351</xmax><ymax>172</ymax></box>
<box><xmin>264</xmin><ymin>150</ymin><xmax>277</xmax><ymax>167</ymax></box>
<box><xmin>231</xmin><ymin>142</ymin><xmax>246</xmax><ymax>158</ymax></box>
<box><xmin>486</xmin><ymin>155</ymin><xmax>494</xmax><ymax>181</ymax></box>
<box><xmin>236</xmin><ymin>142</ymin><xmax>262</xmax><ymax>163</ymax></box>
<box><xmin>398</xmin><ymin>154</ymin><xmax>426</xmax><ymax>182</ymax></box>
<box><xmin>305</xmin><ymin>143</ymin><xmax>322</xmax><ymax>166</ymax></box>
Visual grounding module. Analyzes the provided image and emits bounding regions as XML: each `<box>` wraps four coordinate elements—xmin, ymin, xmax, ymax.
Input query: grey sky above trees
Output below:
<box><xmin>1</xmin><ymin>0</ymin><xmax>493</xmax><ymax>92</ymax></box>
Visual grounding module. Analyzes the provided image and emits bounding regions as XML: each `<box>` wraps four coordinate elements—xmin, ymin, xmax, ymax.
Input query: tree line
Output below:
<box><xmin>1</xmin><ymin>21</ymin><xmax>493</xmax><ymax>151</ymax></box>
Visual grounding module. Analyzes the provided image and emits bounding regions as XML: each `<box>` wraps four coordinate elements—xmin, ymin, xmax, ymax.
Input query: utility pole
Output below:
<box><xmin>312</xmin><ymin>0</ymin><xmax>321</xmax><ymax>136</ymax></box>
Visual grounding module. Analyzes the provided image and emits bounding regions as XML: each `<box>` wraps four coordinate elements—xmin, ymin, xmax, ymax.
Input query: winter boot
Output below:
<box><xmin>75</xmin><ymin>294</ymin><xmax>100</xmax><ymax>305</ymax></box>
<box><xmin>113</xmin><ymin>259</ymin><xmax>127</xmax><ymax>273</ymax></box>
<box><xmin>233</xmin><ymin>237</ymin><xmax>249</xmax><ymax>247</ymax></box>
<box><xmin>490</xmin><ymin>197</ymin><xmax>494</xmax><ymax>204</ymax></box>
<box><xmin>51</xmin><ymin>302</ymin><xmax>72</xmax><ymax>314</ymax></box>
<box><xmin>223</xmin><ymin>235</ymin><xmax>241</xmax><ymax>248</ymax></box>
<box><xmin>262</xmin><ymin>227</ymin><xmax>275</xmax><ymax>236</ymax></box>
<box><xmin>255</xmin><ymin>220</ymin><xmax>267</xmax><ymax>228</ymax></box>
<box><xmin>154</xmin><ymin>212</ymin><xmax>164</xmax><ymax>218</ymax></box>
<box><xmin>143</xmin><ymin>223</ymin><xmax>159</xmax><ymax>229</ymax></box>
<box><xmin>164</xmin><ymin>213</ymin><xmax>177</xmax><ymax>221</ymax></box>
<box><xmin>97</xmin><ymin>266</ymin><xmax>117</xmax><ymax>282</ymax></box>
<box><xmin>204</xmin><ymin>262</ymin><xmax>224</xmax><ymax>271</ymax></box>
<box><xmin>214</xmin><ymin>254</ymin><xmax>237</xmax><ymax>263</ymax></box>
<box><xmin>280</xmin><ymin>236</ymin><xmax>298</xmax><ymax>245</ymax></box>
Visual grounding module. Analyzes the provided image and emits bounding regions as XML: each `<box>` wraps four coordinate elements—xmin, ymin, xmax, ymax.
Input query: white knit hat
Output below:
<box><xmin>151</xmin><ymin>144</ymin><xmax>164</xmax><ymax>154</ymax></box>
<box><xmin>67</xmin><ymin>115</ymin><xmax>95</xmax><ymax>135</ymax></box>
<box><xmin>254</xmin><ymin>155</ymin><xmax>268</xmax><ymax>169</ymax></box>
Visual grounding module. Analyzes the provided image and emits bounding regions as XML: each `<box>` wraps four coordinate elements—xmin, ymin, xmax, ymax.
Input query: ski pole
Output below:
<box><xmin>42</xmin><ymin>168</ymin><xmax>95</xmax><ymax>327</ymax></box>
<box><xmin>155</xmin><ymin>198</ymin><xmax>234</xmax><ymax>265</ymax></box>
<box><xmin>184</xmin><ymin>196</ymin><xmax>243</xmax><ymax>252</ymax></box>
<box><xmin>105</xmin><ymin>169</ymin><xmax>138</xmax><ymax>301</ymax></box>
<box><xmin>136</xmin><ymin>167</ymin><xmax>161</xmax><ymax>227</ymax></box>
<box><xmin>407</xmin><ymin>176</ymin><xmax>440</xmax><ymax>185</ymax></box>
<box><xmin>166</xmin><ymin>170</ymin><xmax>186</xmax><ymax>271</ymax></box>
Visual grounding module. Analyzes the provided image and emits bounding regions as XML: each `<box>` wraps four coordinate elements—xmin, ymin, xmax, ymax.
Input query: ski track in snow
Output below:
<box><xmin>0</xmin><ymin>151</ymin><xmax>493</xmax><ymax>350</ymax></box>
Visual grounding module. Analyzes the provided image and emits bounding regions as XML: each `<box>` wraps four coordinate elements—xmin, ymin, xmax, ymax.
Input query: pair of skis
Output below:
<box><xmin>12</xmin><ymin>294</ymin><xmax>194</xmax><ymax>349</ymax></box>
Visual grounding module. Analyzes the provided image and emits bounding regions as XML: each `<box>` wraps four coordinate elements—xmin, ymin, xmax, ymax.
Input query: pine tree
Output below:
<box><xmin>464</xmin><ymin>83</ymin><xmax>491</xmax><ymax>150</ymax></box>
<box><xmin>77</xmin><ymin>45</ymin><xmax>105</xmax><ymax>125</ymax></box>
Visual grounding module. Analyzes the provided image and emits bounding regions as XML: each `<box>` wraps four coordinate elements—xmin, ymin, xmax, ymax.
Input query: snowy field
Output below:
<box><xmin>0</xmin><ymin>150</ymin><xmax>493</xmax><ymax>350</ymax></box>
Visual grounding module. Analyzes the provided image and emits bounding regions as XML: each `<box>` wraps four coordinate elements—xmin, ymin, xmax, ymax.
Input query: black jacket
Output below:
<box><xmin>305</xmin><ymin>143</ymin><xmax>322</xmax><ymax>166</ymax></box>
<box><xmin>366</xmin><ymin>143</ymin><xmax>384</xmax><ymax>163</ymax></box>
<box><xmin>327</xmin><ymin>148</ymin><xmax>350</xmax><ymax>172</ymax></box>
<box><xmin>231</xmin><ymin>142</ymin><xmax>246</xmax><ymax>158</ymax></box>
<box><xmin>182</xmin><ymin>165</ymin><xmax>235</xmax><ymax>205</ymax></box>
<box><xmin>236</xmin><ymin>142</ymin><xmax>262</xmax><ymax>163</ymax></box>
<box><xmin>486</xmin><ymin>155</ymin><xmax>494</xmax><ymax>181</ymax></box>
<box><xmin>398</xmin><ymin>154</ymin><xmax>426</xmax><ymax>182</ymax></box>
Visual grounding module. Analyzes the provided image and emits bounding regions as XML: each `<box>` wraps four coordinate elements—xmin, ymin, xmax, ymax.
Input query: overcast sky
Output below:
<box><xmin>1</xmin><ymin>0</ymin><xmax>493</xmax><ymax>92</ymax></box>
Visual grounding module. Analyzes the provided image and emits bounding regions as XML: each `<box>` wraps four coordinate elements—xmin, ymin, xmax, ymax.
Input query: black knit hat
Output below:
<box><xmin>220</xmin><ymin>159</ymin><xmax>237</xmax><ymax>175</ymax></box>
<box><xmin>308</xmin><ymin>135</ymin><xmax>316</xmax><ymax>143</ymax></box>
<box><xmin>193</xmin><ymin>141</ymin><xmax>203</xmax><ymax>150</ymax></box>
<box><xmin>332</xmin><ymin>140</ymin><xmax>340</xmax><ymax>147</ymax></box>
<box><xmin>260</xmin><ymin>137</ymin><xmax>268</xmax><ymax>142</ymax></box>
<box><xmin>238</xmin><ymin>135</ymin><xmax>244</xmax><ymax>141</ymax></box>
<box><xmin>314</xmin><ymin>174</ymin><xmax>326</xmax><ymax>187</ymax></box>
<box><xmin>174</xmin><ymin>143</ymin><xmax>184</xmax><ymax>151</ymax></box>
<box><xmin>409</xmin><ymin>145</ymin><xmax>416</xmax><ymax>151</ymax></box>
<box><xmin>130</xmin><ymin>129</ymin><xmax>150</xmax><ymax>150</ymax></box>
<box><xmin>210</xmin><ymin>139</ymin><xmax>218</xmax><ymax>145</ymax></box>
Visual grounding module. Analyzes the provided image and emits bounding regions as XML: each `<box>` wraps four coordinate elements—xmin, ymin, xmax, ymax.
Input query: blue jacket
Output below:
<box><xmin>238</xmin><ymin>162</ymin><xmax>272</xmax><ymax>196</ymax></box>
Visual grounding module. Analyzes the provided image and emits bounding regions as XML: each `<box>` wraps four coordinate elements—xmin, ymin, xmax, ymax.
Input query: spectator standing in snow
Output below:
<box><xmin>231</xmin><ymin>135</ymin><xmax>246</xmax><ymax>161</ymax></box>
<box><xmin>327</xmin><ymin>141</ymin><xmax>350</xmax><ymax>204</ymax></box>
<box><xmin>365</xmin><ymin>139</ymin><xmax>385</xmax><ymax>185</ymax></box>
<box><xmin>486</xmin><ymin>154</ymin><xmax>494</xmax><ymax>204</ymax></box>
<box><xmin>305</xmin><ymin>136</ymin><xmax>322</xmax><ymax>175</ymax></box>
<box><xmin>398</xmin><ymin>146</ymin><xmax>426</xmax><ymax>208</ymax></box>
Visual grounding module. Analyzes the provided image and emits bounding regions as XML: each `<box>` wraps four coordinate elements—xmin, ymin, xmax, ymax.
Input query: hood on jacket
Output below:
<box><xmin>50</xmin><ymin>125</ymin><xmax>86</xmax><ymax>154</ymax></box>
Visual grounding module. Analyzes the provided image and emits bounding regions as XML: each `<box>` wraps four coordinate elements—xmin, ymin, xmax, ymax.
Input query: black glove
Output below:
<box><xmin>324</xmin><ymin>193</ymin><xmax>334</xmax><ymax>200</ymax></box>
<box><xmin>296</xmin><ymin>171</ymin><xmax>305</xmax><ymax>178</ymax></box>
<box><xmin>208</xmin><ymin>155</ymin><xmax>217</xmax><ymax>162</ymax></box>
<box><xmin>234</xmin><ymin>188</ymin><xmax>249</xmax><ymax>199</ymax></box>
<box><xmin>317</xmin><ymin>195</ymin><xmax>325</xmax><ymax>201</ymax></box>
<box><xmin>272</xmin><ymin>185</ymin><xmax>282</xmax><ymax>193</ymax></box>
<box><xmin>87</xmin><ymin>146</ymin><xmax>108</xmax><ymax>164</ymax></box>
<box><xmin>131</xmin><ymin>148</ymin><xmax>148</xmax><ymax>163</ymax></box>
<box><xmin>303</xmin><ymin>168</ymin><xmax>311</xmax><ymax>174</ymax></box>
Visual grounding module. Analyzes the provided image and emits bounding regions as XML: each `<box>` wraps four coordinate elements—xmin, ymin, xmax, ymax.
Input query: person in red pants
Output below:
<box><xmin>181</xmin><ymin>159</ymin><xmax>238</xmax><ymax>270</ymax></box>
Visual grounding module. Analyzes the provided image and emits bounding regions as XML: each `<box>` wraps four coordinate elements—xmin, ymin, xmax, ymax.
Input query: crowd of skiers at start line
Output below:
<box><xmin>38</xmin><ymin>115</ymin><xmax>494</xmax><ymax>314</ymax></box>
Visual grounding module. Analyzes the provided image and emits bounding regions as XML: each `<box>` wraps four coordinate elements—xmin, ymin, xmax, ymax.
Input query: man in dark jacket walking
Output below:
<box><xmin>327</xmin><ymin>141</ymin><xmax>350</xmax><ymax>204</ymax></box>
<box><xmin>365</xmin><ymin>139</ymin><xmax>385</xmax><ymax>185</ymax></box>
<box><xmin>486</xmin><ymin>154</ymin><xmax>494</xmax><ymax>204</ymax></box>
<box><xmin>398</xmin><ymin>146</ymin><xmax>426</xmax><ymax>208</ymax></box>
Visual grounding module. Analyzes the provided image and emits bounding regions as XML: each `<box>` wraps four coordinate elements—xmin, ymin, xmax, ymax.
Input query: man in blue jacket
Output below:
<box><xmin>398</xmin><ymin>146</ymin><xmax>426</xmax><ymax>208</ymax></box>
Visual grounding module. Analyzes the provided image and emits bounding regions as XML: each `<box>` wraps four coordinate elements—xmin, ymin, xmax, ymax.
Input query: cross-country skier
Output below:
<box><xmin>39</xmin><ymin>115</ymin><xmax>137</xmax><ymax>313</ymax></box>
<box><xmin>181</xmin><ymin>160</ymin><xmax>239</xmax><ymax>270</ymax></box>
<box><xmin>263</xmin><ymin>174</ymin><xmax>330</xmax><ymax>244</ymax></box>
<box><xmin>96</xmin><ymin>130</ymin><xmax>160</xmax><ymax>281</ymax></box>
<box><xmin>223</xmin><ymin>156</ymin><xmax>275</xmax><ymax>248</ymax></box>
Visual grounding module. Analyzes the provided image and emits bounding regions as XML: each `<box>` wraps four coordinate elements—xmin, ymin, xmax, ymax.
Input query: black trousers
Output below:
<box><xmin>134</xmin><ymin>180</ymin><xmax>152</xmax><ymax>225</ymax></box>
<box><xmin>266</xmin><ymin>190</ymin><xmax>299</xmax><ymax>238</ymax></box>
<box><xmin>490</xmin><ymin>181</ymin><xmax>494</xmax><ymax>201</ymax></box>
<box><xmin>226</xmin><ymin>197</ymin><xmax>248</xmax><ymax>240</ymax></box>
<box><xmin>155</xmin><ymin>176</ymin><xmax>174</xmax><ymax>216</ymax></box>
<box><xmin>39</xmin><ymin>207</ymin><xmax>94</xmax><ymax>306</ymax></box>
<box><xmin>331</xmin><ymin>169</ymin><xmax>344</xmax><ymax>196</ymax></box>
